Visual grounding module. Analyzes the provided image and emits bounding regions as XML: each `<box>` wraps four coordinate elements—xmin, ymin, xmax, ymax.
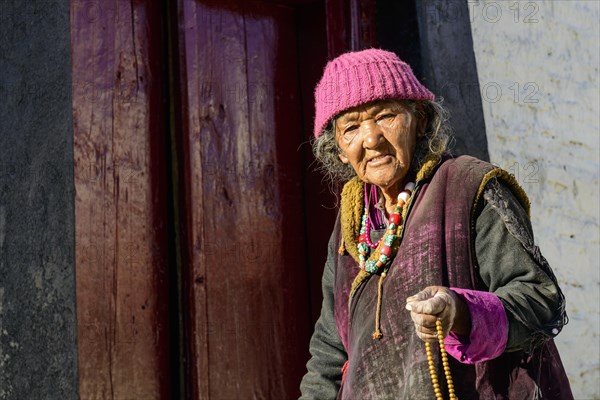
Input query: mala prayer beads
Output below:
<box><xmin>357</xmin><ymin>182</ymin><xmax>414</xmax><ymax>274</ymax></box>
<box><xmin>356</xmin><ymin>182</ymin><xmax>414</xmax><ymax>340</ymax></box>
<box><xmin>425</xmin><ymin>319</ymin><xmax>457</xmax><ymax>400</ymax></box>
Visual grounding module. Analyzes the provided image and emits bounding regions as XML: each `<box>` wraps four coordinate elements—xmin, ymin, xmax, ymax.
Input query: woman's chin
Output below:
<box><xmin>364</xmin><ymin>174</ymin><xmax>403</xmax><ymax>190</ymax></box>
<box><xmin>363</xmin><ymin>168</ymin><xmax>405</xmax><ymax>189</ymax></box>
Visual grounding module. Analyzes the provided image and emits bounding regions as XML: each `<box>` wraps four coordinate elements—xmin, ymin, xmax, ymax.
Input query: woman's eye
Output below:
<box><xmin>343</xmin><ymin>125</ymin><xmax>358</xmax><ymax>135</ymax></box>
<box><xmin>377</xmin><ymin>113</ymin><xmax>395</xmax><ymax>122</ymax></box>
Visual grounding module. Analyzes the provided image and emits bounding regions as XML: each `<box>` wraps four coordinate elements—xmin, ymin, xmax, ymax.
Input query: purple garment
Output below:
<box><xmin>446</xmin><ymin>288</ymin><xmax>508</xmax><ymax>364</ymax></box>
<box><xmin>364</xmin><ymin>183</ymin><xmax>386</xmax><ymax>229</ymax></box>
<box><xmin>329</xmin><ymin>156</ymin><xmax>572</xmax><ymax>399</ymax></box>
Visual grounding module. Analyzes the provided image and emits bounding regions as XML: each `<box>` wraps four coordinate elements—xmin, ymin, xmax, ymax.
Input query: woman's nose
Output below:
<box><xmin>363</xmin><ymin>122</ymin><xmax>384</xmax><ymax>148</ymax></box>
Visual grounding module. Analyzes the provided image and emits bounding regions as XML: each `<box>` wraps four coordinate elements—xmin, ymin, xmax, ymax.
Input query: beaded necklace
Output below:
<box><xmin>356</xmin><ymin>182</ymin><xmax>414</xmax><ymax>340</ymax></box>
<box><xmin>426</xmin><ymin>320</ymin><xmax>458</xmax><ymax>400</ymax></box>
<box><xmin>362</xmin><ymin>184</ymin><xmax>385</xmax><ymax>249</ymax></box>
<box><xmin>357</xmin><ymin>182</ymin><xmax>415</xmax><ymax>274</ymax></box>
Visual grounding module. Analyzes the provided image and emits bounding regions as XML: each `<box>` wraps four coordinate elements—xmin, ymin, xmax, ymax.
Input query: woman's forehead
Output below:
<box><xmin>336</xmin><ymin>100</ymin><xmax>410</xmax><ymax>122</ymax></box>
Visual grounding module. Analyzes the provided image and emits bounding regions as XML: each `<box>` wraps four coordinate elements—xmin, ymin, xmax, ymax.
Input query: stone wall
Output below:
<box><xmin>0</xmin><ymin>1</ymin><xmax>79</xmax><ymax>399</ymax></box>
<box><xmin>468</xmin><ymin>1</ymin><xmax>599</xmax><ymax>397</ymax></box>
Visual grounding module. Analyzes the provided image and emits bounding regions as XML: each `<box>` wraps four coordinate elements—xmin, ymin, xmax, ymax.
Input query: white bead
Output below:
<box><xmin>398</xmin><ymin>192</ymin><xmax>410</xmax><ymax>202</ymax></box>
<box><xmin>404</xmin><ymin>182</ymin><xmax>415</xmax><ymax>192</ymax></box>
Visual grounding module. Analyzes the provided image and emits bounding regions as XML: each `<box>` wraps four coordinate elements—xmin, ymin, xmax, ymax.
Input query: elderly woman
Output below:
<box><xmin>299</xmin><ymin>49</ymin><xmax>572</xmax><ymax>399</ymax></box>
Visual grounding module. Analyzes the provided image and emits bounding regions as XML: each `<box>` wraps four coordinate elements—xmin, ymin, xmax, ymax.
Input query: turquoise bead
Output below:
<box><xmin>384</xmin><ymin>234</ymin><xmax>397</xmax><ymax>246</ymax></box>
<box><xmin>365</xmin><ymin>260</ymin><xmax>378</xmax><ymax>273</ymax></box>
<box><xmin>358</xmin><ymin>242</ymin><xmax>369</xmax><ymax>253</ymax></box>
<box><xmin>389</xmin><ymin>223</ymin><xmax>397</xmax><ymax>230</ymax></box>
<box><xmin>379</xmin><ymin>254</ymin><xmax>389</xmax><ymax>263</ymax></box>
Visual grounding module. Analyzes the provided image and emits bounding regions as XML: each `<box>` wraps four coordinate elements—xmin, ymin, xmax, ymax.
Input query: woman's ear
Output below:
<box><xmin>417</xmin><ymin>118</ymin><xmax>427</xmax><ymax>137</ymax></box>
<box><xmin>333</xmin><ymin>119</ymin><xmax>349</xmax><ymax>164</ymax></box>
<box><xmin>415</xmin><ymin>103</ymin><xmax>428</xmax><ymax>137</ymax></box>
<box><xmin>338</xmin><ymin>152</ymin><xmax>349</xmax><ymax>164</ymax></box>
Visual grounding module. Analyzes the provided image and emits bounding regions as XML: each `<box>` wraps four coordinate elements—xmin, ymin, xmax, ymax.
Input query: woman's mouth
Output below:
<box><xmin>367</xmin><ymin>155</ymin><xmax>392</xmax><ymax>167</ymax></box>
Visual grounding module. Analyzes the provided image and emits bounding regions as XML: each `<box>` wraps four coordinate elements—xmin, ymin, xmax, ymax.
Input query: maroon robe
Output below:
<box><xmin>332</xmin><ymin>156</ymin><xmax>572</xmax><ymax>399</ymax></box>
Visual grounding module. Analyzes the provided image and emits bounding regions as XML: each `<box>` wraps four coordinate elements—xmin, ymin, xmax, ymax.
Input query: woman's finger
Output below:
<box><xmin>409</xmin><ymin>311</ymin><xmax>438</xmax><ymax>328</ymax></box>
<box><xmin>413</xmin><ymin>320</ymin><xmax>437</xmax><ymax>334</ymax></box>
<box><xmin>406</xmin><ymin>294</ymin><xmax>447</xmax><ymax>315</ymax></box>
<box><xmin>406</xmin><ymin>286</ymin><xmax>440</xmax><ymax>303</ymax></box>
<box><xmin>414</xmin><ymin>322</ymin><xmax>451</xmax><ymax>341</ymax></box>
<box><xmin>415</xmin><ymin>329</ymin><xmax>438</xmax><ymax>343</ymax></box>
<box><xmin>414</xmin><ymin>316</ymin><xmax>451</xmax><ymax>333</ymax></box>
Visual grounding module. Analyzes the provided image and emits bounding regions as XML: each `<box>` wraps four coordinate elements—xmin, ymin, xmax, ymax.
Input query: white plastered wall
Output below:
<box><xmin>467</xmin><ymin>1</ymin><xmax>600</xmax><ymax>398</ymax></box>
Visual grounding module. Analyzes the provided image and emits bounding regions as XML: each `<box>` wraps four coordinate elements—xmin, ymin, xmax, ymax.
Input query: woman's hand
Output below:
<box><xmin>405</xmin><ymin>286</ymin><xmax>471</xmax><ymax>342</ymax></box>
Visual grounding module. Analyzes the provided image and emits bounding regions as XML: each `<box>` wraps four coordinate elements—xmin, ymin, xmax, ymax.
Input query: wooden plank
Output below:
<box><xmin>71</xmin><ymin>0</ymin><xmax>171</xmax><ymax>398</ymax></box>
<box><xmin>325</xmin><ymin>0</ymin><xmax>349</xmax><ymax>58</ymax></box>
<box><xmin>174</xmin><ymin>0</ymin><xmax>313</xmax><ymax>398</ymax></box>
<box><xmin>295</xmin><ymin>1</ymin><xmax>338</xmax><ymax>326</ymax></box>
<box><xmin>350</xmin><ymin>0</ymin><xmax>377</xmax><ymax>50</ymax></box>
<box><xmin>326</xmin><ymin>0</ymin><xmax>377</xmax><ymax>58</ymax></box>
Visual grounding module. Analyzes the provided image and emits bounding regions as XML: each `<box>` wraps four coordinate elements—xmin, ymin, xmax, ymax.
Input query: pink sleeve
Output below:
<box><xmin>443</xmin><ymin>288</ymin><xmax>508</xmax><ymax>364</ymax></box>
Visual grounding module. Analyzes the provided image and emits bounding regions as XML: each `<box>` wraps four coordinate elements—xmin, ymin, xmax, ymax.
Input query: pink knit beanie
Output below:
<box><xmin>313</xmin><ymin>49</ymin><xmax>435</xmax><ymax>138</ymax></box>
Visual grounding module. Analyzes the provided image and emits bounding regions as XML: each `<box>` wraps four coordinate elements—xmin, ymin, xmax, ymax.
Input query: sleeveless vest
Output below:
<box><xmin>332</xmin><ymin>156</ymin><xmax>572</xmax><ymax>399</ymax></box>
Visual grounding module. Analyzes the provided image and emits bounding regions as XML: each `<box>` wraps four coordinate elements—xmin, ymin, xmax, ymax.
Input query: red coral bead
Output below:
<box><xmin>381</xmin><ymin>245</ymin><xmax>392</xmax><ymax>256</ymax></box>
<box><xmin>358</xmin><ymin>234</ymin><xmax>367</xmax><ymax>243</ymax></box>
<box><xmin>389</xmin><ymin>213</ymin><xmax>400</xmax><ymax>225</ymax></box>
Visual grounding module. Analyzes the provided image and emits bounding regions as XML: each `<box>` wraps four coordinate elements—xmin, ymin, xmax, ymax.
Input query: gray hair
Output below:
<box><xmin>311</xmin><ymin>99</ymin><xmax>452</xmax><ymax>186</ymax></box>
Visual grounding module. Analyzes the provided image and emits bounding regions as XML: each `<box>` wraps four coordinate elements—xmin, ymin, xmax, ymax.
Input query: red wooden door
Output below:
<box><xmin>72</xmin><ymin>0</ymin><xmax>373</xmax><ymax>397</ymax></box>
<box><xmin>71</xmin><ymin>1</ymin><xmax>171</xmax><ymax>398</ymax></box>
<box><xmin>172</xmin><ymin>1</ymin><xmax>329</xmax><ymax>398</ymax></box>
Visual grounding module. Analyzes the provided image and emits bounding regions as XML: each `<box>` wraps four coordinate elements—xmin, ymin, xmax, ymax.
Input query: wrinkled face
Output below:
<box><xmin>335</xmin><ymin>100</ymin><xmax>424</xmax><ymax>190</ymax></box>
